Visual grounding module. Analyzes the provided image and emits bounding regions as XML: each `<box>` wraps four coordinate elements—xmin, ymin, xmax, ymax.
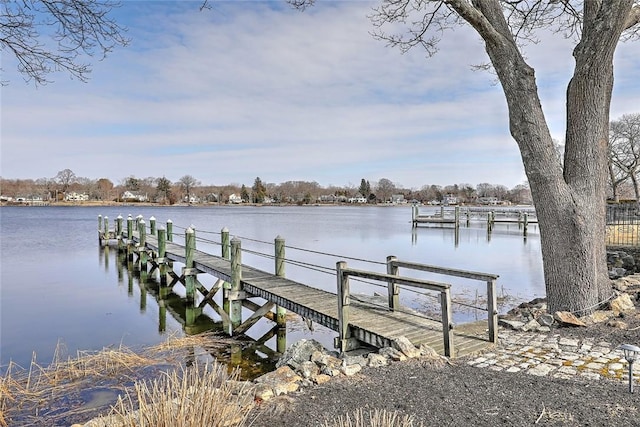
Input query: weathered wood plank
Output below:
<box><xmin>130</xmin><ymin>231</ymin><xmax>493</xmax><ymax>357</ymax></box>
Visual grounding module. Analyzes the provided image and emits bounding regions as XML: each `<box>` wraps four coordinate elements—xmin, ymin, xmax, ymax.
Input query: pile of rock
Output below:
<box><xmin>608</xmin><ymin>248</ymin><xmax>640</xmax><ymax>278</ymax></box>
<box><xmin>498</xmin><ymin>274</ymin><xmax>640</xmax><ymax>333</ymax></box>
<box><xmin>250</xmin><ymin>336</ymin><xmax>443</xmax><ymax>402</ymax></box>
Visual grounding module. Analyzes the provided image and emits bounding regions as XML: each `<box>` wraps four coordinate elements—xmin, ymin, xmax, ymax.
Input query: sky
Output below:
<box><xmin>1</xmin><ymin>1</ymin><xmax>638</xmax><ymax>191</ymax></box>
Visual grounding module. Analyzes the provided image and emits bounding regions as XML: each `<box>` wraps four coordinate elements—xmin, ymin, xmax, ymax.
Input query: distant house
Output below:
<box><xmin>184</xmin><ymin>195</ymin><xmax>200</xmax><ymax>204</ymax></box>
<box><xmin>122</xmin><ymin>191</ymin><xmax>148</xmax><ymax>202</ymax></box>
<box><xmin>479</xmin><ymin>197</ymin><xmax>499</xmax><ymax>205</ymax></box>
<box><xmin>391</xmin><ymin>194</ymin><xmax>406</xmax><ymax>204</ymax></box>
<box><xmin>228</xmin><ymin>193</ymin><xmax>243</xmax><ymax>204</ymax></box>
<box><xmin>443</xmin><ymin>194</ymin><xmax>458</xmax><ymax>206</ymax></box>
<box><xmin>64</xmin><ymin>192</ymin><xmax>89</xmax><ymax>202</ymax></box>
<box><xmin>348</xmin><ymin>196</ymin><xmax>367</xmax><ymax>204</ymax></box>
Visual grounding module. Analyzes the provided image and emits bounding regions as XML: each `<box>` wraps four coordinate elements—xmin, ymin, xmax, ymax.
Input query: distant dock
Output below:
<box><xmin>411</xmin><ymin>205</ymin><xmax>537</xmax><ymax>236</ymax></box>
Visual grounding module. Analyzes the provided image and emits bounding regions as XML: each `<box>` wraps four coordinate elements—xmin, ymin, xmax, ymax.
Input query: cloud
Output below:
<box><xmin>1</xmin><ymin>1</ymin><xmax>636</xmax><ymax>189</ymax></box>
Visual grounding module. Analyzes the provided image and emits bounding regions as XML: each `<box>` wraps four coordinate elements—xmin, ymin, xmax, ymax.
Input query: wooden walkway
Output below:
<box><xmin>98</xmin><ymin>214</ymin><xmax>497</xmax><ymax>358</ymax></box>
<box><xmin>127</xmin><ymin>232</ymin><xmax>493</xmax><ymax>358</ymax></box>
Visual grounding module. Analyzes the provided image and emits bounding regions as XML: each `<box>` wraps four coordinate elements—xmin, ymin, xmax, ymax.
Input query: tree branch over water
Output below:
<box><xmin>0</xmin><ymin>0</ymin><xmax>129</xmax><ymax>85</ymax></box>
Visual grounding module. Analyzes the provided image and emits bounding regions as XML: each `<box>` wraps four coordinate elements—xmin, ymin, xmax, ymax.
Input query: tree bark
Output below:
<box><xmin>449</xmin><ymin>0</ymin><xmax>635</xmax><ymax>314</ymax></box>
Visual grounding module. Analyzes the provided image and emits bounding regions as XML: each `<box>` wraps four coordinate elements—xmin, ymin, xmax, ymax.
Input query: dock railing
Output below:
<box><xmin>336</xmin><ymin>261</ymin><xmax>454</xmax><ymax>356</ymax></box>
<box><xmin>335</xmin><ymin>257</ymin><xmax>499</xmax><ymax>356</ymax></box>
<box><xmin>386</xmin><ymin>258</ymin><xmax>499</xmax><ymax>345</ymax></box>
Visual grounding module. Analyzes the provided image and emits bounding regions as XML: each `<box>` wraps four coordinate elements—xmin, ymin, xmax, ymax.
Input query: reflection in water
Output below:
<box><xmin>1</xmin><ymin>205</ymin><xmax>543</xmax><ymax>372</ymax></box>
<box><xmin>106</xmin><ymin>248</ymin><xmax>279</xmax><ymax>380</ymax></box>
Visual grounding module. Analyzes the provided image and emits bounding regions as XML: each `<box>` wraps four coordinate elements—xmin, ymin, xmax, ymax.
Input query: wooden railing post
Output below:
<box><xmin>336</xmin><ymin>261</ymin><xmax>351</xmax><ymax>354</ymax></box>
<box><xmin>386</xmin><ymin>256</ymin><xmax>399</xmax><ymax>310</ymax></box>
<box><xmin>126</xmin><ymin>214</ymin><xmax>134</xmax><ymax>262</ymax></box>
<box><xmin>138</xmin><ymin>219</ymin><xmax>147</xmax><ymax>271</ymax></box>
<box><xmin>116</xmin><ymin>215</ymin><xmax>124</xmax><ymax>252</ymax></box>
<box><xmin>411</xmin><ymin>204</ymin><xmax>417</xmax><ymax>228</ymax></box>
<box><xmin>230</xmin><ymin>237</ymin><xmax>243</xmax><ymax>331</ymax></box>
<box><xmin>103</xmin><ymin>216</ymin><xmax>109</xmax><ymax>244</ymax></box>
<box><xmin>221</xmin><ymin>227</ymin><xmax>231</xmax><ymax>321</ymax></box>
<box><xmin>221</xmin><ymin>227</ymin><xmax>230</xmax><ymax>260</ymax></box>
<box><xmin>487</xmin><ymin>279</ymin><xmax>498</xmax><ymax>343</ymax></box>
<box><xmin>275</xmin><ymin>235</ymin><xmax>287</xmax><ymax>353</ymax></box>
<box><xmin>166</xmin><ymin>219</ymin><xmax>173</xmax><ymax>242</ymax></box>
<box><xmin>157</xmin><ymin>227</ymin><xmax>168</xmax><ymax>289</ymax></box>
<box><xmin>440</xmin><ymin>288</ymin><xmax>454</xmax><ymax>357</ymax></box>
<box><xmin>185</xmin><ymin>227</ymin><xmax>196</xmax><ymax>301</ymax></box>
<box><xmin>274</xmin><ymin>236</ymin><xmax>287</xmax><ymax>316</ymax></box>
<box><xmin>97</xmin><ymin>215</ymin><xmax>103</xmax><ymax>244</ymax></box>
<box><xmin>149</xmin><ymin>216</ymin><xmax>156</xmax><ymax>236</ymax></box>
<box><xmin>454</xmin><ymin>206</ymin><xmax>460</xmax><ymax>229</ymax></box>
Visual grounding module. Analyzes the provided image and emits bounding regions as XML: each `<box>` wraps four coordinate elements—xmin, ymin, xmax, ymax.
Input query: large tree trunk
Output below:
<box><xmin>455</xmin><ymin>1</ymin><xmax>634</xmax><ymax>314</ymax></box>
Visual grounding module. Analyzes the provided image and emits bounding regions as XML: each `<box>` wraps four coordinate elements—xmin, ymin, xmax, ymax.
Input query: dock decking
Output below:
<box><xmin>100</xmin><ymin>214</ymin><xmax>497</xmax><ymax>358</ymax></box>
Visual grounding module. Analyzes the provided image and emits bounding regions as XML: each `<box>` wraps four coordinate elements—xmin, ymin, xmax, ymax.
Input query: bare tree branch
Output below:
<box><xmin>0</xmin><ymin>0</ymin><xmax>129</xmax><ymax>85</ymax></box>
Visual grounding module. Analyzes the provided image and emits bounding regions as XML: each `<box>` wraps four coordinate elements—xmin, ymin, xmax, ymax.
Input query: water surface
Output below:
<box><xmin>0</xmin><ymin>205</ymin><xmax>544</xmax><ymax>371</ymax></box>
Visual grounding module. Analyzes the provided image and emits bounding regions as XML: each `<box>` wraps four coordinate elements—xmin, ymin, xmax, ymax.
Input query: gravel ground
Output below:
<box><xmin>249</xmin><ymin>317</ymin><xmax>640</xmax><ymax>427</ymax></box>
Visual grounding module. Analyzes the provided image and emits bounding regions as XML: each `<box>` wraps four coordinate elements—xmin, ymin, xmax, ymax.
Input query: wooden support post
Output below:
<box><xmin>523</xmin><ymin>213</ymin><xmax>528</xmax><ymax>237</ymax></box>
<box><xmin>466</xmin><ymin>210</ymin><xmax>470</xmax><ymax>227</ymax></box>
<box><xmin>221</xmin><ymin>227</ymin><xmax>231</xmax><ymax>323</ymax></box>
<box><xmin>386</xmin><ymin>256</ymin><xmax>399</xmax><ymax>310</ymax></box>
<box><xmin>274</xmin><ymin>236</ymin><xmax>287</xmax><ymax>320</ymax></box>
<box><xmin>138</xmin><ymin>219</ymin><xmax>147</xmax><ymax>272</ymax></box>
<box><xmin>487</xmin><ymin>279</ymin><xmax>498</xmax><ymax>343</ymax></box>
<box><xmin>440</xmin><ymin>206</ymin><xmax>444</xmax><ymax>218</ymax></box>
<box><xmin>411</xmin><ymin>204</ymin><xmax>417</xmax><ymax>228</ymax></box>
<box><xmin>136</xmin><ymin>215</ymin><xmax>143</xmax><ymax>233</ymax></box>
<box><xmin>336</xmin><ymin>261</ymin><xmax>351</xmax><ymax>354</ymax></box>
<box><xmin>158</xmin><ymin>228</ymin><xmax>168</xmax><ymax>288</ymax></box>
<box><xmin>103</xmin><ymin>216</ymin><xmax>109</xmax><ymax>246</ymax></box>
<box><xmin>440</xmin><ymin>288</ymin><xmax>454</xmax><ymax>357</ymax></box>
<box><xmin>97</xmin><ymin>215</ymin><xmax>103</xmax><ymax>244</ymax></box>
<box><xmin>454</xmin><ymin>206</ymin><xmax>460</xmax><ymax>228</ymax></box>
<box><xmin>222</xmin><ymin>227</ymin><xmax>230</xmax><ymax>259</ymax></box>
<box><xmin>116</xmin><ymin>215</ymin><xmax>124</xmax><ymax>252</ymax></box>
<box><xmin>127</xmin><ymin>215</ymin><xmax>134</xmax><ymax>262</ymax></box>
<box><xmin>230</xmin><ymin>237</ymin><xmax>243</xmax><ymax>332</ymax></box>
<box><xmin>149</xmin><ymin>216</ymin><xmax>156</xmax><ymax>236</ymax></box>
<box><xmin>185</xmin><ymin>227</ymin><xmax>196</xmax><ymax>301</ymax></box>
<box><xmin>166</xmin><ymin>219</ymin><xmax>173</xmax><ymax>242</ymax></box>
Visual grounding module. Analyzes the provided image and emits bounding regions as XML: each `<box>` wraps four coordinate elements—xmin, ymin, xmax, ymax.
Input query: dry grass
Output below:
<box><xmin>326</xmin><ymin>409</ymin><xmax>424</xmax><ymax>427</ymax></box>
<box><xmin>98</xmin><ymin>361</ymin><xmax>253</xmax><ymax>427</ymax></box>
<box><xmin>0</xmin><ymin>333</ymin><xmax>235</xmax><ymax>426</ymax></box>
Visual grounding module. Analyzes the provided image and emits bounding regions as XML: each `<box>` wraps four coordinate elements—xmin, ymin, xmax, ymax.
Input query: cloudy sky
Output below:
<box><xmin>1</xmin><ymin>1</ymin><xmax>638</xmax><ymax>190</ymax></box>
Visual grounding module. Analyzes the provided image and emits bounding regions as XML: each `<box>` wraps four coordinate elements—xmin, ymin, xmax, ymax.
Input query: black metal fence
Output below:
<box><xmin>606</xmin><ymin>204</ymin><xmax>640</xmax><ymax>246</ymax></box>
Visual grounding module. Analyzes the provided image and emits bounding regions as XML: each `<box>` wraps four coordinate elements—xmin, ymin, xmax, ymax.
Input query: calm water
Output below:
<box><xmin>0</xmin><ymin>205</ymin><xmax>544</xmax><ymax>371</ymax></box>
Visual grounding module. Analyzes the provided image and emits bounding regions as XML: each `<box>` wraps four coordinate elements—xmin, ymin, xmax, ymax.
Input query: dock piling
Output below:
<box><xmin>386</xmin><ymin>255</ymin><xmax>399</xmax><ymax>310</ymax></box>
<box><xmin>230</xmin><ymin>237</ymin><xmax>243</xmax><ymax>332</ymax></box>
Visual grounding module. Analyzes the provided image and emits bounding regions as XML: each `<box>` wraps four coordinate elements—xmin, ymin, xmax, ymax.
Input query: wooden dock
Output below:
<box><xmin>99</xmin><ymin>214</ymin><xmax>498</xmax><ymax>358</ymax></box>
<box><xmin>412</xmin><ymin>205</ymin><xmax>537</xmax><ymax>236</ymax></box>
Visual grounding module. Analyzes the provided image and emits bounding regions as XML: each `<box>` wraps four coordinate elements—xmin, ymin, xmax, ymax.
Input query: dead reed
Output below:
<box><xmin>326</xmin><ymin>408</ymin><xmax>424</xmax><ymax>427</ymax></box>
<box><xmin>0</xmin><ymin>333</ymin><xmax>234</xmax><ymax>426</ymax></box>
<box><xmin>101</xmin><ymin>361</ymin><xmax>253</xmax><ymax>427</ymax></box>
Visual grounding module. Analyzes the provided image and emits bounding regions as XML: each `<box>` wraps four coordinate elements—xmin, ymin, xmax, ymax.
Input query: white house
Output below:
<box><xmin>64</xmin><ymin>192</ymin><xmax>89</xmax><ymax>201</ymax></box>
<box><xmin>228</xmin><ymin>193</ymin><xmax>243</xmax><ymax>204</ymax></box>
<box><xmin>122</xmin><ymin>191</ymin><xmax>148</xmax><ymax>202</ymax></box>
